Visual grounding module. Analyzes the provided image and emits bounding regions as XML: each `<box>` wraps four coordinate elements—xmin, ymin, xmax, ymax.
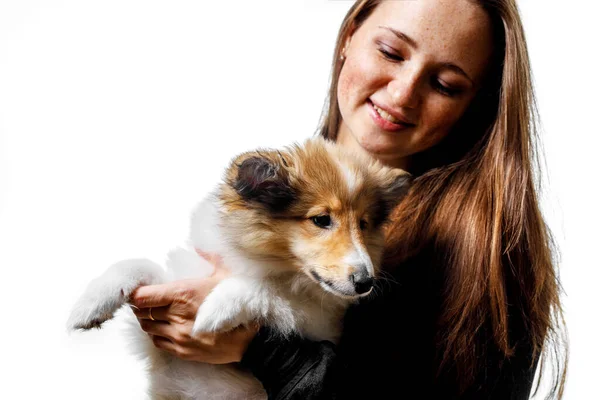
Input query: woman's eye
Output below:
<box><xmin>431</xmin><ymin>78</ymin><xmax>461</xmax><ymax>97</ymax></box>
<box><xmin>311</xmin><ymin>215</ymin><xmax>332</xmax><ymax>229</ymax></box>
<box><xmin>378</xmin><ymin>48</ymin><xmax>404</xmax><ymax>62</ymax></box>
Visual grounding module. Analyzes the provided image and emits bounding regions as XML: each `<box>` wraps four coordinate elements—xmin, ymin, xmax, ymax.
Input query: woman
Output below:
<box><xmin>130</xmin><ymin>0</ymin><xmax>567</xmax><ymax>398</ymax></box>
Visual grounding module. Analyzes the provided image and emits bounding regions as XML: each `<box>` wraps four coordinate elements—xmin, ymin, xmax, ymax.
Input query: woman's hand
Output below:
<box><xmin>129</xmin><ymin>251</ymin><xmax>259</xmax><ymax>364</ymax></box>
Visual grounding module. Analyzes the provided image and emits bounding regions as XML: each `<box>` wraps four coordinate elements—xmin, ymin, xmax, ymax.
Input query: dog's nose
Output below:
<box><xmin>350</xmin><ymin>269</ymin><xmax>373</xmax><ymax>294</ymax></box>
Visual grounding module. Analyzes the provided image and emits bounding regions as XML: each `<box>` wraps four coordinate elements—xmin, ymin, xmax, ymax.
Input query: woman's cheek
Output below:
<box><xmin>419</xmin><ymin>101</ymin><xmax>463</xmax><ymax>144</ymax></box>
<box><xmin>337</xmin><ymin>63</ymin><xmax>361</xmax><ymax>114</ymax></box>
<box><xmin>338</xmin><ymin>53</ymin><xmax>381</xmax><ymax>112</ymax></box>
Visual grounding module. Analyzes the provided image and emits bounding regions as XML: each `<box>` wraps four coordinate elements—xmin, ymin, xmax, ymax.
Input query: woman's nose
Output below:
<box><xmin>387</xmin><ymin>71</ymin><xmax>421</xmax><ymax>109</ymax></box>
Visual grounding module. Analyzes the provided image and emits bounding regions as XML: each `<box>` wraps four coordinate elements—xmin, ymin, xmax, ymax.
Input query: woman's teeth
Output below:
<box><xmin>373</xmin><ymin>104</ymin><xmax>403</xmax><ymax>124</ymax></box>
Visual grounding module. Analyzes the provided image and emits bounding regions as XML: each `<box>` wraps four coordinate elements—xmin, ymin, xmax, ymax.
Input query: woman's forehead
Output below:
<box><xmin>361</xmin><ymin>0</ymin><xmax>494</xmax><ymax>82</ymax></box>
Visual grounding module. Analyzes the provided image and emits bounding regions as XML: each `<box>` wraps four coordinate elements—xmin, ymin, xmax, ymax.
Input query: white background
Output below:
<box><xmin>0</xmin><ymin>1</ymin><xmax>597</xmax><ymax>398</ymax></box>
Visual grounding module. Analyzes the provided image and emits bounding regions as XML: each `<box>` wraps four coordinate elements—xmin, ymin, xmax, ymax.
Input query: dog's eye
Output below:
<box><xmin>360</xmin><ymin>219</ymin><xmax>368</xmax><ymax>230</ymax></box>
<box><xmin>311</xmin><ymin>215</ymin><xmax>332</xmax><ymax>229</ymax></box>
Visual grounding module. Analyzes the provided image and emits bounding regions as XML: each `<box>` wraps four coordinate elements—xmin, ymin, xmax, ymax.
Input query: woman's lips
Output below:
<box><xmin>367</xmin><ymin>99</ymin><xmax>415</xmax><ymax>132</ymax></box>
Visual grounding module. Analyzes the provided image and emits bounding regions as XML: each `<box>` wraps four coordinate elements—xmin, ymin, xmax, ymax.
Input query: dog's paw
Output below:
<box><xmin>190</xmin><ymin>277</ymin><xmax>260</xmax><ymax>336</ymax></box>
<box><xmin>191</xmin><ymin>316</ymin><xmax>242</xmax><ymax>336</ymax></box>
<box><xmin>191</xmin><ymin>300</ymin><xmax>246</xmax><ymax>335</ymax></box>
<box><xmin>66</xmin><ymin>258</ymin><xmax>166</xmax><ymax>332</ymax></box>
<box><xmin>191</xmin><ymin>305</ymin><xmax>226</xmax><ymax>335</ymax></box>
<box><xmin>67</xmin><ymin>288</ymin><xmax>125</xmax><ymax>331</ymax></box>
<box><xmin>67</xmin><ymin>308</ymin><xmax>112</xmax><ymax>331</ymax></box>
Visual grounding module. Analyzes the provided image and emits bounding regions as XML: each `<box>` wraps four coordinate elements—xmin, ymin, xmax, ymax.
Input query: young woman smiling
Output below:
<box><xmin>130</xmin><ymin>0</ymin><xmax>567</xmax><ymax>398</ymax></box>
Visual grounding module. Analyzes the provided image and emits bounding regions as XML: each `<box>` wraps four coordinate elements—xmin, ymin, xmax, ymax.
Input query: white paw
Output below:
<box><xmin>191</xmin><ymin>300</ymin><xmax>246</xmax><ymax>335</ymax></box>
<box><xmin>67</xmin><ymin>258</ymin><xmax>165</xmax><ymax>331</ymax></box>
<box><xmin>67</xmin><ymin>282</ymin><xmax>125</xmax><ymax>331</ymax></box>
<box><xmin>190</xmin><ymin>277</ymin><xmax>262</xmax><ymax>336</ymax></box>
<box><xmin>191</xmin><ymin>304</ymin><xmax>228</xmax><ymax>335</ymax></box>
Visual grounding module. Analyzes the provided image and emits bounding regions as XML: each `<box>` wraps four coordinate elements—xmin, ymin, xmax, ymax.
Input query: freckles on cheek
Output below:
<box><xmin>337</xmin><ymin>66</ymin><xmax>355</xmax><ymax>108</ymax></box>
<box><xmin>337</xmin><ymin>60</ymin><xmax>371</xmax><ymax>109</ymax></box>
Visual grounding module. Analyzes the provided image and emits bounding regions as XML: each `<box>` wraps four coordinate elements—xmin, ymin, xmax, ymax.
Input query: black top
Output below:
<box><xmin>240</xmin><ymin>249</ymin><xmax>538</xmax><ymax>399</ymax></box>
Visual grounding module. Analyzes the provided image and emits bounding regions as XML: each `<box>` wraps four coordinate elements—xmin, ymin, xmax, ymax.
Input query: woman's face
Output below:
<box><xmin>337</xmin><ymin>0</ymin><xmax>494</xmax><ymax>169</ymax></box>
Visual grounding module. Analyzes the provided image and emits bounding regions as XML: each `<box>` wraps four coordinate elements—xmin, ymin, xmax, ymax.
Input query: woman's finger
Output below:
<box><xmin>150</xmin><ymin>335</ymin><xmax>177</xmax><ymax>353</ymax></box>
<box><xmin>140</xmin><ymin>319</ymin><xmax>175</xmax><ymax>339</ymax></box>
<box><xmin>196</xmin><ymin>249</ymin><xmax>222</xmax><ymax>265</ymax></box>
<box><xmin>130</xmin><ymin>283</ymin><xmax>179</xmax><ymax>308</ymax></box>
<box><xmin>196</xmin><ymin>249</ymin><xmax>231</xmax><ymax>280</ymax></box>
<box><xmin>151</xmin><ymin>335</ymin><xmax>198</xmax><ymax>361</ymax></box>
<box><xmin>131</xmin><ymin>305</ymin><xmax>171</xmax><ymax>322</ymax></box>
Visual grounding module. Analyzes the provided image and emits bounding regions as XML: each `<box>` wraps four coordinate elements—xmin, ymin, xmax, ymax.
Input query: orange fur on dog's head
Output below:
<box><xmin>218</xmin><ymin>137</ymin><xmax>411</xmax><ymax>298</ymax></box>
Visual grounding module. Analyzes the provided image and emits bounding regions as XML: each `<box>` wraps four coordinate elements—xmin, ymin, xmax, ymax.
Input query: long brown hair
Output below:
<box><xmin>318</xmin><ymin>0</ymin><xmax>567</xmax><ymax>397</ymax></box>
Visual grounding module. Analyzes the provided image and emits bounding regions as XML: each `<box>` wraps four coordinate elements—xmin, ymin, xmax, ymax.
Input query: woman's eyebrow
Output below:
<box><xmin>378</xmin><ymin>25</ymin><xmax>474</xmax><ymax>85</ymax></box>
<box><xmin>379</xmin><ymin>25</ymin><xmax>418</xmax><ymax>49</ymax></box>
<box><xmin>440</xmin><ymin>62</ymin><xmax>474</xmax><ymax>85</ymax></box>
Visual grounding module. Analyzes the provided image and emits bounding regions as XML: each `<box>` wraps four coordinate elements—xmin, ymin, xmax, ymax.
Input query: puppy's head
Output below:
<box><xmin>219</xmin><ymin>137</ymin><xmax>412</xmax><ymax>298</ymax></box>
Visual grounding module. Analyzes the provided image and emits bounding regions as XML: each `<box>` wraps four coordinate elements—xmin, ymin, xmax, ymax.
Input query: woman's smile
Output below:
<box><xmin>367</xmin><ymin>98</ymin><xmax>416</xmax><ymax>132</ymax></box>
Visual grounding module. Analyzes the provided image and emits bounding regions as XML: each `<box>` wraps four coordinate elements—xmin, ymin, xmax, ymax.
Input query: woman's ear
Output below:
<box><xmin>342</xmin><ymin>29</ymin><xmax>355</xmax><ymax>58</ymax></box>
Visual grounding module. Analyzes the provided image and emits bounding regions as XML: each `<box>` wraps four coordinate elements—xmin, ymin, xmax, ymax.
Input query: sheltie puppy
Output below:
<box><xmin>67</xmin><ymin>136</ymin><xmax>411</xmax><ymax>399</ymax></box>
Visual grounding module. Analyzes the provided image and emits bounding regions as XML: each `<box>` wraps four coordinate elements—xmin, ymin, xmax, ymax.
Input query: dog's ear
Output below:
<box><xmin>233</xmin><ymin>154</ymin><xmax>297</xmax><ymax>212</ymax></box>
<box><xmin>373</xmin><ymin>169</ymin><xmax>413</xmax><ymax>227</ymax></box>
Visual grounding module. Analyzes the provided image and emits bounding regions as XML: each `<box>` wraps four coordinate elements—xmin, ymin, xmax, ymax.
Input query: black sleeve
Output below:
<box><xmin>239</xmin><ymin>326</ymin><xmax>344</xmax><ymax>400</ymax></box>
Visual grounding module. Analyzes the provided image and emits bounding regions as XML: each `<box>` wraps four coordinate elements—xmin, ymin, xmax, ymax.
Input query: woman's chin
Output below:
<box><xmin>356</xmin><ymin>132</ymin><xmax>402</xmax><ymax>155</ymax></box>
<box><xmin>338</xmin><ymin>122</ymin><xmax>409</xmax><ymax>166</ymax></box>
